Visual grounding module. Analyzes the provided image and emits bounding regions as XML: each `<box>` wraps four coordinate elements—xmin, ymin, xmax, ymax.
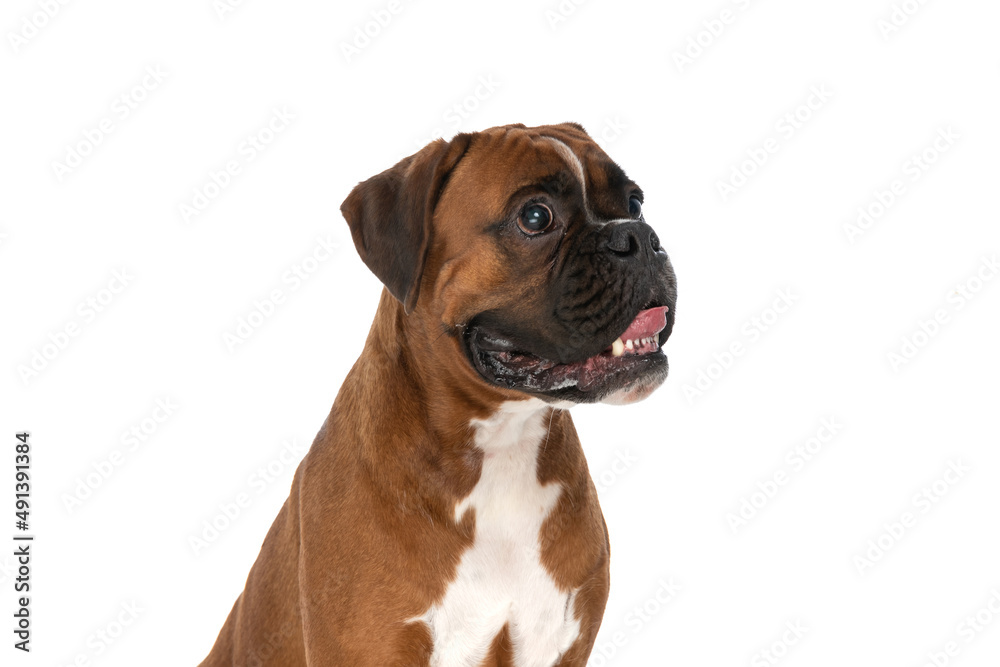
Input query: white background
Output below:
<box><xmin>2</xmin><ymin>0</ymin><xmax>999</xmax><ymax>665</ymax></box>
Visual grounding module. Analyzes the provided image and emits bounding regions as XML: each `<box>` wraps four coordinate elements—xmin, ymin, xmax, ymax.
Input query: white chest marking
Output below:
<box><xmin>412</xmin><ymin>399</ymin><xmax>581</xmax><ymax>667</ymax></box>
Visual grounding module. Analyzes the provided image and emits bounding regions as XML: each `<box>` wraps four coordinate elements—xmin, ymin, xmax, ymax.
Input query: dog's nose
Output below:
<box><xmin>605</xmin><ymin>221</ymin><xmax>661</xmax><ymax>259</ymax></box>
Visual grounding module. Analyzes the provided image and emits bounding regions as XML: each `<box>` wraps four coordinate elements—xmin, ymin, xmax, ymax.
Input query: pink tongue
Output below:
<box><xmin>618</xmin><ymin>305</ymin><xmax>670</xmax><ymax>341</ymax></box>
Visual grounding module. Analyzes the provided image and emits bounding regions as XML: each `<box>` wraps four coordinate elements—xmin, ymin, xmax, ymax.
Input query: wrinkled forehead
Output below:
<box><xmin>440</xmin><ymin>126</ymin><xmax>637</xmax><ymax>224</ymax></box>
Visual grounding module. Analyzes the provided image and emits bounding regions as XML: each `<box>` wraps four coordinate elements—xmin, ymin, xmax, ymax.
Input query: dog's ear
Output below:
<box><xmin>341</xmin><ymin>135</ymin><xmax>472</xmax><ymax>314</ymax></box>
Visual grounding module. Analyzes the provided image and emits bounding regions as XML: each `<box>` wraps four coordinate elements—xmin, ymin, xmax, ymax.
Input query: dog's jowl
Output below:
<box><xmin>200</xmin><ymin>123</ymin><xmax>677</xmax><ymax>667</ymax></box>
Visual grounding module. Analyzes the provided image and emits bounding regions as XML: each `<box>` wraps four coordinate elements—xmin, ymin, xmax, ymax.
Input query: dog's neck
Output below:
<box><xmin>360</xmin><ymin>287</ymin><xmax>544</xmax><ymax>426</ymax></box>
<box><xmin>331</xmin><ymin>288</ymin><xmax>577</xmax><ymax>509</ymax></box>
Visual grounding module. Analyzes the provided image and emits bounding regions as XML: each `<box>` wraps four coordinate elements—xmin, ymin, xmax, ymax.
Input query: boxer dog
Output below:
<box><xmin>200</xmin><ymin>122</ymin><xmax>677</xmax><ymax>666</ymax></box>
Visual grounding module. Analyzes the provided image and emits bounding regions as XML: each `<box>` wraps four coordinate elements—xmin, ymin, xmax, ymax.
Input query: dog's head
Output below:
<box><xmin>342</xmin><ymin>123</ymin><xmax>676</xmax><ymax>405</ymax></box>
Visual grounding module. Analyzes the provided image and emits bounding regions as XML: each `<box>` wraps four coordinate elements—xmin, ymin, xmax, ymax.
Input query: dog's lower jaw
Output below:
<box><xmin>599</xmin><ymin>364</ymin><xmax>670</xmax><ymax>405</ymax></box>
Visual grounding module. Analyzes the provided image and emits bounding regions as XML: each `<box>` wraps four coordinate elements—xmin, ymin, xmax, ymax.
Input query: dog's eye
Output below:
<box><xmin>518</xmin><ymin>203</ymin><xmax>553</xmax><ymax>234</ymax></box>
<box><xmin>628</xmin><ymin>196</ymin><xmax>642</xmax><ymax>219</ymax></box>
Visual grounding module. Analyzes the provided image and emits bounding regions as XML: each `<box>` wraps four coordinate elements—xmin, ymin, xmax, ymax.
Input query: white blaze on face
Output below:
<box><xmin>410</xmin><ymin>399</ymin><xmax>581</xmax><ymax>667</ymax></box>
<box><xmin>542</xmin><ymin>136</ymin><xmax>588</xmax><ymax>207</ymax></box>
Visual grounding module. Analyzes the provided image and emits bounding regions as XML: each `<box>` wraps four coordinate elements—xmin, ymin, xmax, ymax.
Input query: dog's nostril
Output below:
<box><xmin>607</xmin><ymin>222</ymin><xmax>662</xmax><ymax>258</ymax></box>
<box><xmin>606</xmin><ymin>225</ymin><xmax>637</xmax><ymax>256</ymax></box>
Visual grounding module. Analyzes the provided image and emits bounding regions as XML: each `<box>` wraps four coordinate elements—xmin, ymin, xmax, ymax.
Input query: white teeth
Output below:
<box><xmin>612</xmin><ymin>336</ymin><xmax>659</xmax><ymax>357</ymax></box>
<box><xmin>611</xmin><ymin>337</ymin><xmax>625</xmax><ymax>357</ymax></box>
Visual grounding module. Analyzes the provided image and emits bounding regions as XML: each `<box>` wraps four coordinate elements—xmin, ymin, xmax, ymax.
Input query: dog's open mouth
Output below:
<box><xmin>467</xmin><ymin>306</ymin><xmax>671</xmax><ymax>397</ymax></box>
